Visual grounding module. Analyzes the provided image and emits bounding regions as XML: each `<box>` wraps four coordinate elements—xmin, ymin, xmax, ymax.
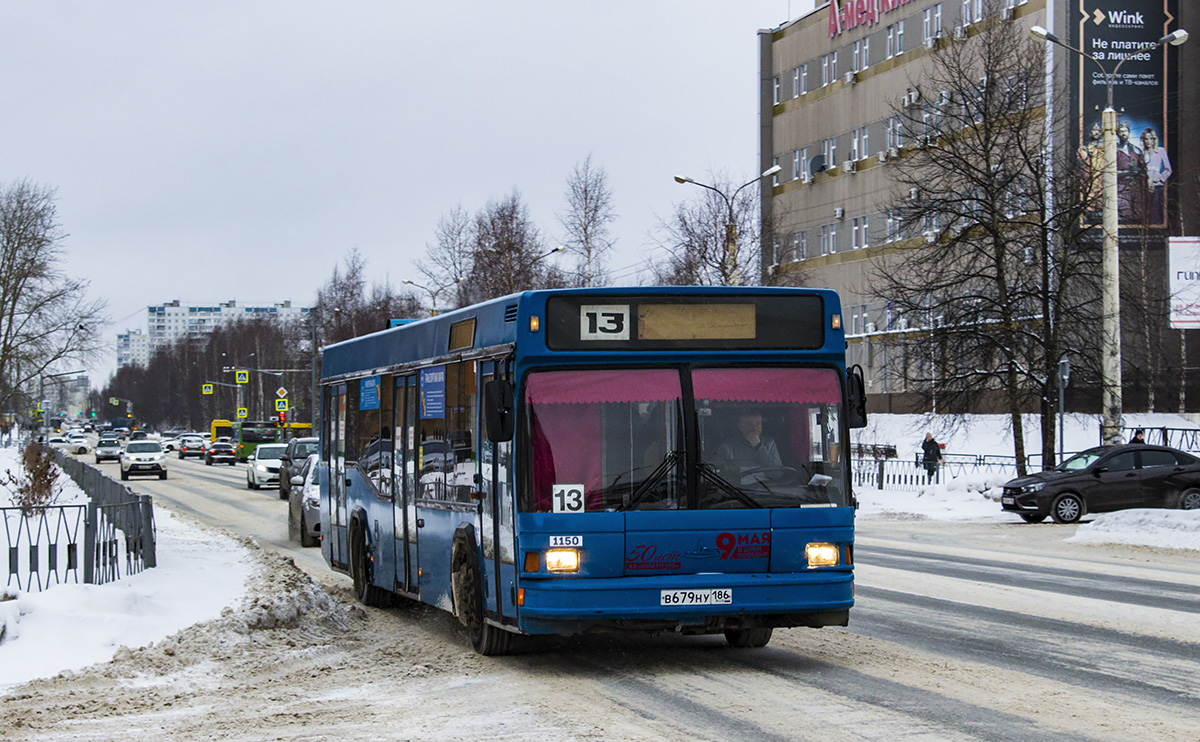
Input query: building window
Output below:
<box><xmin>800</xmin><ymin>63</ymin><xmax>808</xmax><ymax>94</ymax></box>
<box><xmin>773</xmin><ymin>75</ymin><xmax>781</xmax><ymax>105</ymax></box>
<box><xmin>887</xmin><ymin>25</ymin><xmax>896</xmax><ymax>58</ymax></box>
<box><xmin>852</xmin><ymin>217</ymin><xmax>861</xmax><ymax>249</ymax></box>
<box><xmin>821</xmin><ymin>225</ymin><xmax>830</xmax><ymax>256</ymax></box>
<box><xmin>852</xmin><ymin>40</ymin><xmax>861</xmax><ymax>72</ymax></box>
<box><xmin>821</xmin><ymin>54</ymin><xmax>830</xmax><ymax>86</ymax></box>
<box><xmin>887</xmin><ymin>211</ymin><xmax>900</xmax><ymax>242</ymax></box>
<box><xmin>792</xmin><ymin>67</ymin><xmax>800</xmax><ymax>98</ymax></box>
<box><xmin>897</xmin><ymin>20</ymin><xmax>905</xmax><ymax>53</ymax></box>
<box><xmin>799</xmin><ymin>231</ymin><xmax>808</xmax><ymax>260</ymax></box>
<box><xmin>824</xmin><ymin>137</ymin><xmax>837</xmax><ymax>168</ymax></box>
<box><xmin>850</xmin><ymin>129</ymin><xmax>860</xmax><ymax>161</ymax></box>
<box><xmin>861</xmin><ymin>36</ymin><xmax>870</xmax><ymax>69</ymax></box>
<box><xmin>800</xmin><ymin>146</ymin><xmax>809</xmax><ymax>178</ymax></box>
<box><xmin>772</xmin><ymin>156</ymin><xmax>780</xmax><ymax>186</ymax></box>
<box><xmin>793</xmin><ymin>150</ymin><xmax>801</xmax><ymax>180</ymax></box>
<box><xmin>860</xmin><ymin>215</ymin><xmax>869</xmax><ymax>249</ymax></box>
<box><xmin>859</xmin><ymin>126</ymin><xmax>870</xmax><ymax>160</ymax></box>
<box><xmin>829</xmin><ymin>222</ymin><xmax>838</xmax><ymax>253</ymax></box>
<box><xmin>830</xmin><ymin>50</ymin><xmax>838</xmax><ymax>80</ymax></box>
<box><xmin>886</xmin><ymin>117</ymin><xmax>898</xmax><ymax>149</ymax></box>
<box><xmin>924</xmin><ymin>4</ymin><xmax>942</xmax><ymax>42</ymax></box>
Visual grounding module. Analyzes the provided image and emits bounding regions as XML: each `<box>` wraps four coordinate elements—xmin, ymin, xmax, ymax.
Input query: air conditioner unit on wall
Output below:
<box><xmin>865</xmin><ymin>322</ymin><xmax>877</xmax><ymax>334</ymax></box>
<box><xmin>953</xmin><ymin>25</ymin><xmax>968</xmax><ymax>41</ymax></box>
<box><xmin>843</xmin><ymin>160</ymin><xmax>857</xmax><ymax>173</ymax></box>
<box><xmin>844</xmin><ymin>71</ymin><xmax>857</xmax><ymax>85</ymax></box>
<box><xmin>909</xmin><ymin>187</ymin><xmax>920</xmax><ymax>201</ymax></box>
<box><xmin>800</xmin><ymin>172</ymin><xmax>811</xmax><ymax>184</ymax></box>
<box><xmin>834</xmin><ymin>207</ymin><xmax>846</xmax><ymax>219</ymax></box>
<box><xmin>889</xmin><ymin>146</ymin><xmax>900</xmax><ymax>159</ymax></box>
<box><xmin>924</xmin><ymin>231</ymin><xmax>938</xmax><ymax>243</ymax></box>
<box><xmin>925</xmin><ymin>36</ymin><xmax>938</xmax><ymax>51</ymax></box>
<box><xmin>1000</xmin><ymin>6</ymin><xmax>1014</xmax><ymax>21</ymax></box>
<box><xmin>877</xmin><ymin>150</ymin><xmax>889</xmax><ymax>163</ymax></box>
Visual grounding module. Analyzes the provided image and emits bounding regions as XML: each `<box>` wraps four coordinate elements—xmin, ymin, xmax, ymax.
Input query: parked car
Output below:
<box><xmin>94</xmin><ymin>439</ymin><xmax>122</xmax><ymax>463</ymax></box>
<box><xmin>278</xmin><ymin>437</ymin><xmax>319</xmax><ymax>499</ymax></box>
<box><xmin>1002</xmin><ymin>444</ymin><xmax>1200</xmax><ymax>523</ymax></box>
<box><xmin>177</xmin><ymin>436</ymin><xmax>206</xmax><ymax>459</ymax></box>
<box><xmin>246</xmin><ymin>443</ymin><xmax>288</xmax><ymax>491</ymax></box>
<box><xmin>160</xmin><ymin>437</ymin><xmax>181</xmax><ymax>452</ymax></box>
<box><xmin>120</xmin><ymin>441</ymin><xmax>167</xmax><ymax>480</ymax></box>
<box><xmin>288</xmin><ymin>453</ymin><xmax>321</xmax><ymax>547</ymax></box>
<box><xmin>205</xmin><ymin>441</ymin><xmax>238</xmax><ymax>466</ymax></box>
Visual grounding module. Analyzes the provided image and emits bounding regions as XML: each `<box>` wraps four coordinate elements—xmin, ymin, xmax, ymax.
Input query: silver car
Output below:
<box><xmin>120</xmin><ymin>441</ymin><xmax>168</xmax><ymax>480</ymax></box>
<box><xmin>287</xmin><ymin>454</ymin><xmax>320</xmax><ymax>547</ymax></box>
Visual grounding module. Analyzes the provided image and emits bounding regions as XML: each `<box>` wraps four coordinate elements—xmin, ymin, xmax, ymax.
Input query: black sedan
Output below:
<box><xmin>205</xmin><ymin>441</ymin><xmax>238</xmax><ymax>466</ymax></box>
<box><xmin>1002</xmin><ymin>444</ymin><xmax>1200</xmax><ymax>523</ymax></box>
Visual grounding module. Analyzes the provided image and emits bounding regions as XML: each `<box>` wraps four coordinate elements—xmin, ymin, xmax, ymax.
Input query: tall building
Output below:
<box><xmin>116</xmin><ymin>300</ymin><xmax>310</xmax><ymax>369</ymax></box>
<box><xmin>760</xmin><ymin>0</ymin><xmax>1196</xmax><ymax>413</ymax></box>
<box><xmin>116</xmin><ymin>329</ymin><xmax>150</xmax><ymax>368</ymax></box>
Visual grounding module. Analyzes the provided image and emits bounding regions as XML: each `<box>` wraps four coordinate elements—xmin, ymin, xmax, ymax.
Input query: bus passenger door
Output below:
<box><xmin>326</xmin><ymin>384</ymin><xmax>350</xmax><ymax>570</ymax></box>
<box><xmin>393</xmin><ymin>376</ymin><xmax>418</xmax><ymax>593</ymax></box>
<box><xmin>481</xmin><ymin>361</ymin><xmax>516</xmax><ymax>620</ymax></box>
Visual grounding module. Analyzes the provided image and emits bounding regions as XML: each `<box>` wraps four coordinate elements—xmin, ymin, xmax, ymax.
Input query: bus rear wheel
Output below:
<box><xmin>454</xmin><ymin>546</ymin><xmax>512</xmax><ymax>656</ymax></box>
<box><xmin>725</xmin><ymin>627</ymin><xmax>773</xmax><ymax>648</ymax></box>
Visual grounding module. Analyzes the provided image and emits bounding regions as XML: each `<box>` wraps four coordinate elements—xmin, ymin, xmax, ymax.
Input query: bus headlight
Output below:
<box><xmin>545</xmin><ymin>549</ymin><xmax>580</xmax><ymax>573</ymax></box>
<box><xmin>805</xmin><ymin>542</ymin><xmax>840</xmax><ymax>568</ymax></box>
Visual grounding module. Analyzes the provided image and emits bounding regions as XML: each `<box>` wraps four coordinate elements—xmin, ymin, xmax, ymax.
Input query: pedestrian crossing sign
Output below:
<box><xmin>275</xmin><ymin>399</ymin><xmax>289</xmax><ymax>412</ymax></box>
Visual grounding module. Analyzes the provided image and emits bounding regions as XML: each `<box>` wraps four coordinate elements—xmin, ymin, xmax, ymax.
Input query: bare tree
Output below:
<box><xmin>0</xmin><ymin>180</ymin><xmax>107</xmax><ymax>428</ymax></box>
<box><xmin>414</xmin><ymin>205</ymin><xmax>475</xmax><ymax>311</ymax></box>
<box><xmin>559</xmin><ymin>154</ymin><xmax>616</xmax><ymax>287</ymax></box>
<box><xmin>869</xmin><ymin>11</ymin><xmax>1101</xmax><ymax>473</ymax></box>
<box><xmin>649</xmin><ymin>173</ymin><xmax>763</xmax><ymax>286</ymax></box>
<box><xmin>466</xmin><ymin>190</ymin><xmax>565</xmax><ymax>301</ymax></box>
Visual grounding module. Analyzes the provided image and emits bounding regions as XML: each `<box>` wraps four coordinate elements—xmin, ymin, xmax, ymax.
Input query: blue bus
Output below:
<box><xmin>319</xmin><ymin>287</ymin><xmax>867</xmax><ymax>654</ymax></box>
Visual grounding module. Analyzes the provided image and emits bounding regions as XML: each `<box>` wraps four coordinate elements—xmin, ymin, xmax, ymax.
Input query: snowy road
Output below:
<box><xmin>4</xmin><ymin>464</ymin><xmax>1199</xmax><ymax>740</ymax></box>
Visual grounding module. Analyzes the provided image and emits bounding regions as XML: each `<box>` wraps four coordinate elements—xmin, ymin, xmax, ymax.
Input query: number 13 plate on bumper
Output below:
<box><xmin>660</xmin><ymin>588</ymin><xmax>732</xmax><ymax>606</ymax></box>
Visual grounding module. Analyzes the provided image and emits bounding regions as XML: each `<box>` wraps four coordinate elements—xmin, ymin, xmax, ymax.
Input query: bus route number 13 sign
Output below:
<box><xmin>551</xmin><ymin>483</ymin><xmax>586</xmax><ymax>513</ymax></box>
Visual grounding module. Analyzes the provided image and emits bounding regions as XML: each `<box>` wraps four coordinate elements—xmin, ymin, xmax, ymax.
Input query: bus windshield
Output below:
<box><xmin>523</xmin><ymin>366</ymin><xmax>845</xmax><ymax>513</ymax></box>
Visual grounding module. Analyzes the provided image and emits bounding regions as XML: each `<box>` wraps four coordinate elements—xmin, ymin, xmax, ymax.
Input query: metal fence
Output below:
<box><xmin>851</xmin><ymin>456</ymin><xmax>1027</xmax><ymax>493</ymax></box>
<box><xmin>3</xmin><ymin>445</ymin><xmax>156</xmax><ymax>593</ymax></box>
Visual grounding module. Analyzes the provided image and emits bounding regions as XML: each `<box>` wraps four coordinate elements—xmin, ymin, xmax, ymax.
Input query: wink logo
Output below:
<box><xmin>1104</xmin><ymin>9</ymin><xmax>1146</xmax><ymax>28</ymax></box>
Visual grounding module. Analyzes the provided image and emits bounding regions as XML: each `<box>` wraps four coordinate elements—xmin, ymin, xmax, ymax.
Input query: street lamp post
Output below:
<box><xmin>673</xmin><ymin>165</ymin><xmax>782</xmax><ymax>285</ymax></box>
<box><xmin>1030</xmin><ymin>25</ymin><xmax>1187</xmax><ymax>445</ymax></box>
<box><xmin>402</xmin><ymin>279</ymin><xmax>444</xmax><ymax>316</ymax></box>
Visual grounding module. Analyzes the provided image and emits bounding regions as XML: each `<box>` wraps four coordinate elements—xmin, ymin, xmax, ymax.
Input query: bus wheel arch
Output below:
<box><xmin>451</xmin><ymin>526</ymin><xmax>512</xmax><ymax>656</ymax></box>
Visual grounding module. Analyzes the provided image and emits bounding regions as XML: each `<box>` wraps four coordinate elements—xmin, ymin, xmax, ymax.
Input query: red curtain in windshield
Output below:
<box><xmin>526</xmin><ymin>369</ymin><xmax>682</xmax><ymax>512</ymax></box>
<box><xmin>692</xmin><ymin>367</ymin><xmax>840</xmax><ymax>404</ymax></box>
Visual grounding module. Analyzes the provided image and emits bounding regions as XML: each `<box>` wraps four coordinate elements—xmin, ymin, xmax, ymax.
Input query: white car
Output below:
<box><xmin>66</xmin><ymin>434</ymin><xmax>91</xmax><ymax>454</ymax></box>
<box><xmin>246</xmin><ymin>443</ymin><xmax>287</xmax><ymax>490</ymax></box>
<box><xmin>120</xmin><ymin>441</ymin><xmax>168</xmax><ymax>480</ymax></box>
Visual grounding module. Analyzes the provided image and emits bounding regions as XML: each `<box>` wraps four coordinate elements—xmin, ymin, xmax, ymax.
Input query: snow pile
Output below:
<box><xmin>1069</xmin><ymin>509</ymin><xmax>1200</xmax><ymax>551</ymax></box>
<box><xmin>0</xmin><ymin>508</ymin><xmax>256</xmax><ymax>692</ymax></box>
<box><xmin>856</xmin><ymin>472</ymin><xmax>1011</xmax><ymax>521</ymax></box>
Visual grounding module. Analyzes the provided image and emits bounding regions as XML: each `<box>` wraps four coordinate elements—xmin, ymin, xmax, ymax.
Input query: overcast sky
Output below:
<box><xmin>2</xmin><ymin>1</ymin><xmax>817</xmax><ymax>384</ymax></box>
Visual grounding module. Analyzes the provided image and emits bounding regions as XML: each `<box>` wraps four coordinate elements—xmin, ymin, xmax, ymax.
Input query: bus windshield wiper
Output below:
<box><xmin>618</xmin><ymin>451</ymin><xmax>680</xmax><ymax>511</ymax></box>
<box><xmin>697</xmin><ymin>464</ymin><xmax>763</xmax><ymax>508</ymax></box>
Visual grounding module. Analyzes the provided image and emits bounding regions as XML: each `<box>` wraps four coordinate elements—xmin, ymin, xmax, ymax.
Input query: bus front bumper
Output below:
<box><xmin>516</xmin><ymin>570</ymin><xmax>853</xmax><ymax>636</ymax></box>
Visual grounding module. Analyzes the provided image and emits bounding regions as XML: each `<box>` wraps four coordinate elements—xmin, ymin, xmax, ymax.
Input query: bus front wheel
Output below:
<box><xmin>453</xmin><ymin>544</ymin><xmax>512</xmax><ymax>656</ymax></box>
<box><xmin>350</xmin><ymin>523</ymin><xmax>390</xmax><ymax>608</ymax></box>
<box><xmin>725</xmin><ymin>627</ymin><xmax>772</xmax><ymax>648</ymax></box>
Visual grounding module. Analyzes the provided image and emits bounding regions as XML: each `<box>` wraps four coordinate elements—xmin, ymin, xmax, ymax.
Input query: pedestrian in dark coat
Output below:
<box><xmin>921</xmin><ymin>433</ymin><xmax>942</xmax><ymax>483</ymax></box>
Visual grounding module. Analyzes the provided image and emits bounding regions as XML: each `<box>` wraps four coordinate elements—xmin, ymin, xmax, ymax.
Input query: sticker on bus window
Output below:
<box><xmin>579</xmin><ymin>305</ymin><xmax>630</xmax><ymax>341</ymax></box>
<box><xmin>551</xmin><ymin>484</ymin><xmax>586</xmax><ymax>513</ymax></box>
<box><xmin>550</xmin><ymin>535</ymin><xmax>583</xmax><ymax>547</ymax></box>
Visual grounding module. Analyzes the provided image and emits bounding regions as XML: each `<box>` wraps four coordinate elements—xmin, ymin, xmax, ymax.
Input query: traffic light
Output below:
<box><xmin>279</xmin><ymin>410</ymin><xmax>286</xmax><ymax>423</ymax></box>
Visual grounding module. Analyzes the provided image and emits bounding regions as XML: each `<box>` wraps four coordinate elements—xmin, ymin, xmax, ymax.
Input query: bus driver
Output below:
<box><xmin>714</xmin><ymin>409</ymin><xmax>782</xmax><ymax>476</ymax></box>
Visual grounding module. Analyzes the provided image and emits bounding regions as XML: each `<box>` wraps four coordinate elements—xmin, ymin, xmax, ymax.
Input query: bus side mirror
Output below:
<box><xmin>847</xmin><ymin>364</ymin><xmax>868</xmax><ymax>429</ymax></box>
<box><xmin>484</xmin><ymin>379</ymin><xmax>515</xmax><ymax>442</ymax></box>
